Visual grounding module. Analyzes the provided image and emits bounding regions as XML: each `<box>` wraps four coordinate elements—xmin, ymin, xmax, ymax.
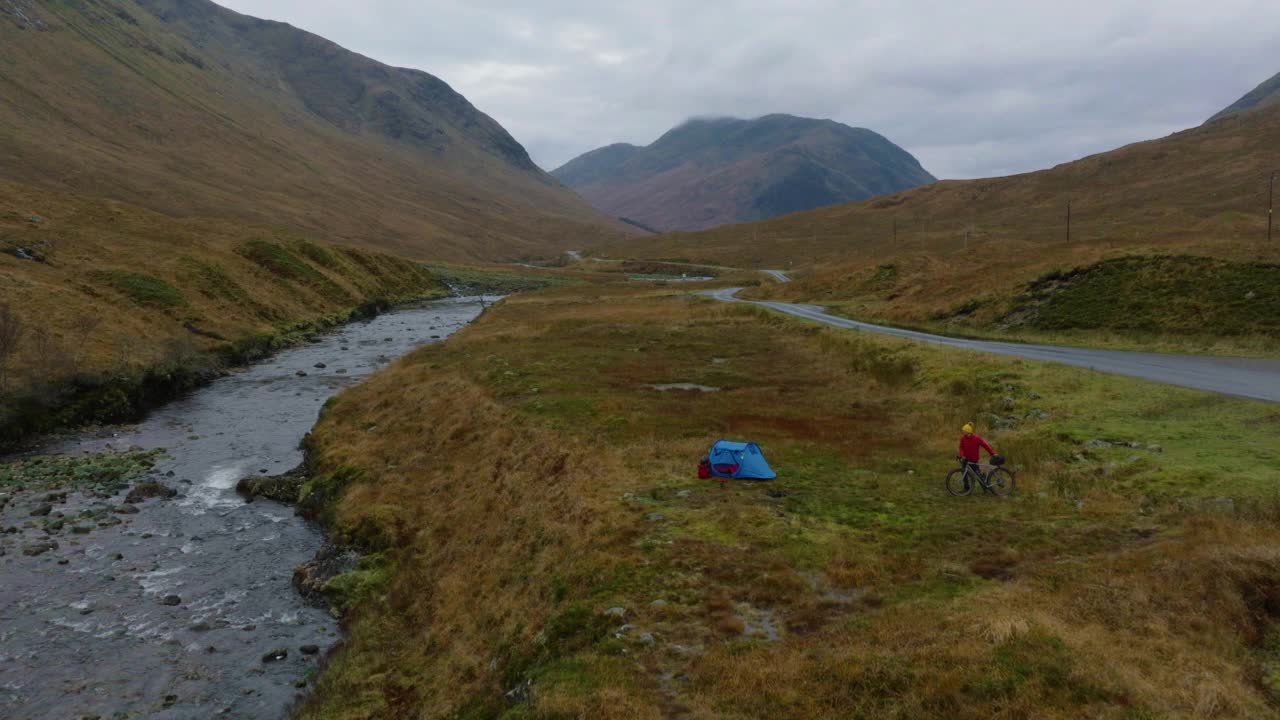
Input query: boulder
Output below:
<box><xmin>30</xmin><ymin>504</ymin><xmax>52</xmax><ymax>517</ymax></box>
<box><xmin>236</xmin><ymin>465</ymin><xmax>306</xmax><ymax>504</ymax></box>
<box><xmin>161</xmin><ymin>594</ymin><xmax>182</xmax><ymax>606</ymax></box>
<box><xmin>22</xmin><ymin>541</ymin><xmax>57</xmax><ymax>556</ymax></box>
<box><xmin>125</xmin><ymin>481</ymin><xmax>177</xmax><ymax>504</ymax></box>
<box><xmin>261</xmin><ymin>648</ymin><xmax>288</xmax><ymax>663</ymax></box>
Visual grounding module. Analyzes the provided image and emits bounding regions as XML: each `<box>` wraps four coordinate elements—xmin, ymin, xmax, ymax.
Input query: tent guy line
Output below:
<box><xmin>703</xmin><ymin>287</ymin><xmax>1280</xmax><ymax>403</ymax></box>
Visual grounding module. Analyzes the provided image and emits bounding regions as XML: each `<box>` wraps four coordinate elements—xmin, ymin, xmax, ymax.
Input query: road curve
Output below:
<box><xmin>705</xmin><ymin>287</ymin><xmax>1280</xmax><ymax>403</ymax></box>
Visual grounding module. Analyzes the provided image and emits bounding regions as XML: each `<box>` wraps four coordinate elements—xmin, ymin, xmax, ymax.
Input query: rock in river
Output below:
<box><xmin>125</xmin><ymin>481</ymin><xmax>178</xmax><ymax>504</ymax></box>
<box><xmin>23</xmin><ymin>541</ymin><xmax>58</xmax><ymax>556</ymax></box>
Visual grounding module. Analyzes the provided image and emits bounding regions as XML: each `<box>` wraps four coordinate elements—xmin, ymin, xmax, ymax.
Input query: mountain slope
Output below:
<box><xmin>1209</xmin><ymin>70</ymin><xmax>1280</xmax><ymax>122</ymax></box>
<box><xmin>553</xmin><ymin>114</ymin><xmax>935</xmax><ymax>231</ymax></box>
<box><xmin>0</xmin><ymin>0</ymin><xmax>627</xmax><ymax>261</ymax></box>
<box><xmin>604</xmin><ymin>101</ymin><xmax>1280</xmax><ymax>269</ymax></box>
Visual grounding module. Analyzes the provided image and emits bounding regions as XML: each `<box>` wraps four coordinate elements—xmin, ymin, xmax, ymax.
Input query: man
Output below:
<box><xmin>958</xmin><ymin>422</ymin><xmax>997</xmax><ymax>480</ymax></box>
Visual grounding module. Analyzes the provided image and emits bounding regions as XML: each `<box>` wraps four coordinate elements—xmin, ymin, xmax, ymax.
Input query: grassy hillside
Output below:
<box><xmin>0</xmin><ymin>0</ymin><xmax>627</xmax><ymax>262</ymax></box>
<box><xmin>602</xmin><ymin>102</ymin><xmax>1280</xmax><ymax>269</ymax></box>
<box><xmin>296</xmin><ymin>282</ymin><xmax>1280</xmax><ymax>719</ymax></box>
<box><xmin>554</xmin><ymin>115</ymin><xmax>934</xmax><ymax>232</ymax></box>
<box><xmin>0</xmin><ymin>179</ymin><xmax>446</xmax><ymax>446</ymax></box>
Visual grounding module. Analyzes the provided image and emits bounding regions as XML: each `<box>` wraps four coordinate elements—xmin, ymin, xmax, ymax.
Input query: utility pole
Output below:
<box><xmin>892</xmin><ymin>216</ymin><xmax>898</xmax><ymax>244</ymax></box>
<box><xmin>964</xmin><ymin>225</ymin><xmax>970</xmax><ymax>250</ymax></box>
<box><xmin>1270</xmin><ymin>172</ymin><xmax>1276</xmax><ymax>243</ymax></box>
<box><xmin>1066</xmin><ymin>198</ymin><xmax>1072</xmax><ymax>243</ymax></box>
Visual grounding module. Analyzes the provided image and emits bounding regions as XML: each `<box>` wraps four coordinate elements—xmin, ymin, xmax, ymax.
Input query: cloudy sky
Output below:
<box><xmin>219</xmin><ymin>0</ymin><xmax>1278</xmax><ymax>179</ymax></box>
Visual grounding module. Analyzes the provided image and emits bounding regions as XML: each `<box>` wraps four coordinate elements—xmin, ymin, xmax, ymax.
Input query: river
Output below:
<box><xmin>0</xmin><ymin>296</ymin><xmax>491</xmax><ymax>719</ymax></box>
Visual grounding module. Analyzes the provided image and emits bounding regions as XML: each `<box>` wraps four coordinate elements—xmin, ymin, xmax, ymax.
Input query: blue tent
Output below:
<box><xmin>707</xmin><ymin>440</ymin><xmax>776</xmax><ymax>480</ymax></box>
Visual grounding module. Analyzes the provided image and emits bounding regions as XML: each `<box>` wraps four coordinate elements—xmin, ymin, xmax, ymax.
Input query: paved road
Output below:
<box><xmin>705</xmin><ymin>287</ymin><xmax>1280</xmax><ymax>403</ymax></box>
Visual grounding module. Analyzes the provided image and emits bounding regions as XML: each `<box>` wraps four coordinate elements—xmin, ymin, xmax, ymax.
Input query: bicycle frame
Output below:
<box><xmin>960</xmin><ymin>460</ymin><xmax>992</xmax><ymax>489</ymax></box>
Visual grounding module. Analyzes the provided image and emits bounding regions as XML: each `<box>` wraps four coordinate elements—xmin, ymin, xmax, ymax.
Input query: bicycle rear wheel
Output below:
<box><xmin>945</xmin><ymin>468</ymin><xmax>972</xmax><ymax>496</ymax></box>
<box><xmin>986</xmin><ymin>467</ymin><xmax>1015</xmax><ymax>497</ymax></box>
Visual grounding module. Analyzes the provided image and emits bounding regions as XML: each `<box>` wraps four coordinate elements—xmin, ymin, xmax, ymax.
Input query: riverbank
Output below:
<box><xmin>295</xmin><ymin>283</ymin><xmax>1280</xmax><ymax>719</ymax></box>
<box><xmin>0</xmin><ymin>295</ymin><xmax>454</xmax><ymax>454</ymax></box>
<box><xmin>0</xmin><ymin>183</ymin><xmax>454</xmax><ymax>451</ymax></box>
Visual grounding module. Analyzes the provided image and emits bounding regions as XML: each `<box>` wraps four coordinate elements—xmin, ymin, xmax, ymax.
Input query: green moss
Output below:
<box><xmin>323</xmin><ymin>552</ymin><xmax>392</xmax><ymax>614</ymax></box>
<box><xmin>298</xmin><ymin>465</ymin><xmax>365</xmax><ymax>526</ymax></box>
<box><xmin>91</xmin><ymin>270</ymin><xmax>184</xmax><ymax>307</ymax></box>
<box><xmin>0</xmin><ymin>449</ymin><xmax>164</xmax><ymax>493</ymax></box>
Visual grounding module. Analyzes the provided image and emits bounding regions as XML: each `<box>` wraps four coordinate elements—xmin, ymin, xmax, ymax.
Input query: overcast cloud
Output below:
<box><xmin>218</xmin><ymin>0</ymin><xmax>1279</xmax><ymax>179</ymax></box>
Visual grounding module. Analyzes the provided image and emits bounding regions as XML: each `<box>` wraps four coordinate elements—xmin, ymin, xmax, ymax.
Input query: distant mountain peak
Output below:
<box><xmin>553</xmin><ymin>114</ymin><xmax>935</xmax><ymax>231</ymax></box>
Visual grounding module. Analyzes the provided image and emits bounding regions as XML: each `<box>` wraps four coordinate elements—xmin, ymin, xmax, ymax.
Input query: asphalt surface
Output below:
<box><xmin>705</xmin><ymin>287</ymin><xmax>1280</xmax><ymax>403</ymax></box>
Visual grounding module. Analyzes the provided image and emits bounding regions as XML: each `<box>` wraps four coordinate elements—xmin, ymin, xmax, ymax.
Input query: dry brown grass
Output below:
<box><xmin>0</xmin><ymin>180</ymin><xmax>441</xmax><ymax>396</ymax></box>
<box><xmin>298</xmin><ymin>283</ymin><xmax>1280</xmax><ymax>718</ymax></box>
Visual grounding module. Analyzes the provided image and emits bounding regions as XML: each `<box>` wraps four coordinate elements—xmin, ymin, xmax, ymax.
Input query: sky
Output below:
<box><xmin>218</xmin><ymin>0</ymin><xmax>1279</xmax><ymax>180</ymax></box>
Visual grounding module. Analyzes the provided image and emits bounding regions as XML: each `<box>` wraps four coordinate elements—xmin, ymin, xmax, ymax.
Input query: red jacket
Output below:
<box><xmin>959</xmin><ymin>433</ymin><xmax>995</xmax><ymax>462</ymax></box>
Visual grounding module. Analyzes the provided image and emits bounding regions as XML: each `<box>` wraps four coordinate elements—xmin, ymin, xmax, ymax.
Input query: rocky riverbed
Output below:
<box><xmin>0</xmin><ymin>297</ymin><xmax>492</xmax><ymax>719</ymax></box>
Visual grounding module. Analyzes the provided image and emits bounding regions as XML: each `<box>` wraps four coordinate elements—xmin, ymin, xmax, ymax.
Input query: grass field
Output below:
<box><xmin>297</xmin><ymin>282</ymin><xmax>1280</xmax><ymax>719</ymax></box>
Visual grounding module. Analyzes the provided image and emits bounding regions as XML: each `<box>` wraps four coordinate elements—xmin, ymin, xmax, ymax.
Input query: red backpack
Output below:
<box><xmin>697</xmin><ymin>457</ymin><xmax>711</xmax><ymax>479</ymax></box>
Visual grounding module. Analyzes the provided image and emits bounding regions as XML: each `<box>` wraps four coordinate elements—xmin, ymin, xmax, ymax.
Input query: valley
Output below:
<box><xmin>2</xmin><ymin>1</ymin><xmax>1279</xmax><ymax>719</ymax></box>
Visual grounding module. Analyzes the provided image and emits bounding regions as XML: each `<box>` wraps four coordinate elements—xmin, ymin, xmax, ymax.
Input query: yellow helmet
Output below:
<box><xmin>962</xmin><ymin>423</ymin><xmax>974</xmax><ymax>433</ymax></box>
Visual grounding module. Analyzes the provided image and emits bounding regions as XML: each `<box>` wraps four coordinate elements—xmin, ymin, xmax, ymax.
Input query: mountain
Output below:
<box><xmin>552</xmin><ymin>114</ymin><xmax>936</xmax><ymax>232</ymax></box>
<box><xmin>0</xmin><ymin>0</ymin><xmax>627</xmax><ymax>261</ymax></box>
<box><xmin>605</xmin><ymin>102</ymin><xmax>1280</xmax><ymax>269</ymax></box>
<box><xmin>1209</xmin><ymin>70</ymin><xmax>1280</xmax><ymax>122</ymax></box>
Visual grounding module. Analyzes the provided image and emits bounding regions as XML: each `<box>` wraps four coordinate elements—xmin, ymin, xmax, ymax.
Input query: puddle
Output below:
<box><xmin>647</xmin><ymin>383</ymin><xmax>721</xmax><ymax>392</ymax></box>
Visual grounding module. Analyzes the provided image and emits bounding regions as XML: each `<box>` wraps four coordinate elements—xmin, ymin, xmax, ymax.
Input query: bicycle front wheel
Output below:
<box><xmin>986</xmin><ymin>467</ymin><xmax>1015</xmax><ymax>497</ymax></box>
<box><xmin>946</xmin><ymin>468</ymin><xmax>972</xmax><ymax>497</ymax></box>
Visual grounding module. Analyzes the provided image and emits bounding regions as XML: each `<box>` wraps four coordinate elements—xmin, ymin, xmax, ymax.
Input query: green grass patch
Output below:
<box><xmin>424</xmin><ymin>264</ymin><xmax>578</xmax><ymax>295</ymax></box>
<box><xmin>91</xmin><ymin>270</ymin><xmax>184</xmax><ymax>307</ymax></box>
<box><xmin>1009</xmin><ymin>255</ymin><xmax>1280</xmax><ymax>336</ymax></box>
<box><xmin>238</xmin><ymin>239</ymin><xmax>351</xmax><ymax>303</ymax></box>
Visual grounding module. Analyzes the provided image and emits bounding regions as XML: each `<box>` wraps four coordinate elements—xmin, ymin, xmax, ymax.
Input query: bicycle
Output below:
<box><xmin>946</xmin><ymin>455</ymin><xmax>1014</xmax><ymax>497</ymax></box>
